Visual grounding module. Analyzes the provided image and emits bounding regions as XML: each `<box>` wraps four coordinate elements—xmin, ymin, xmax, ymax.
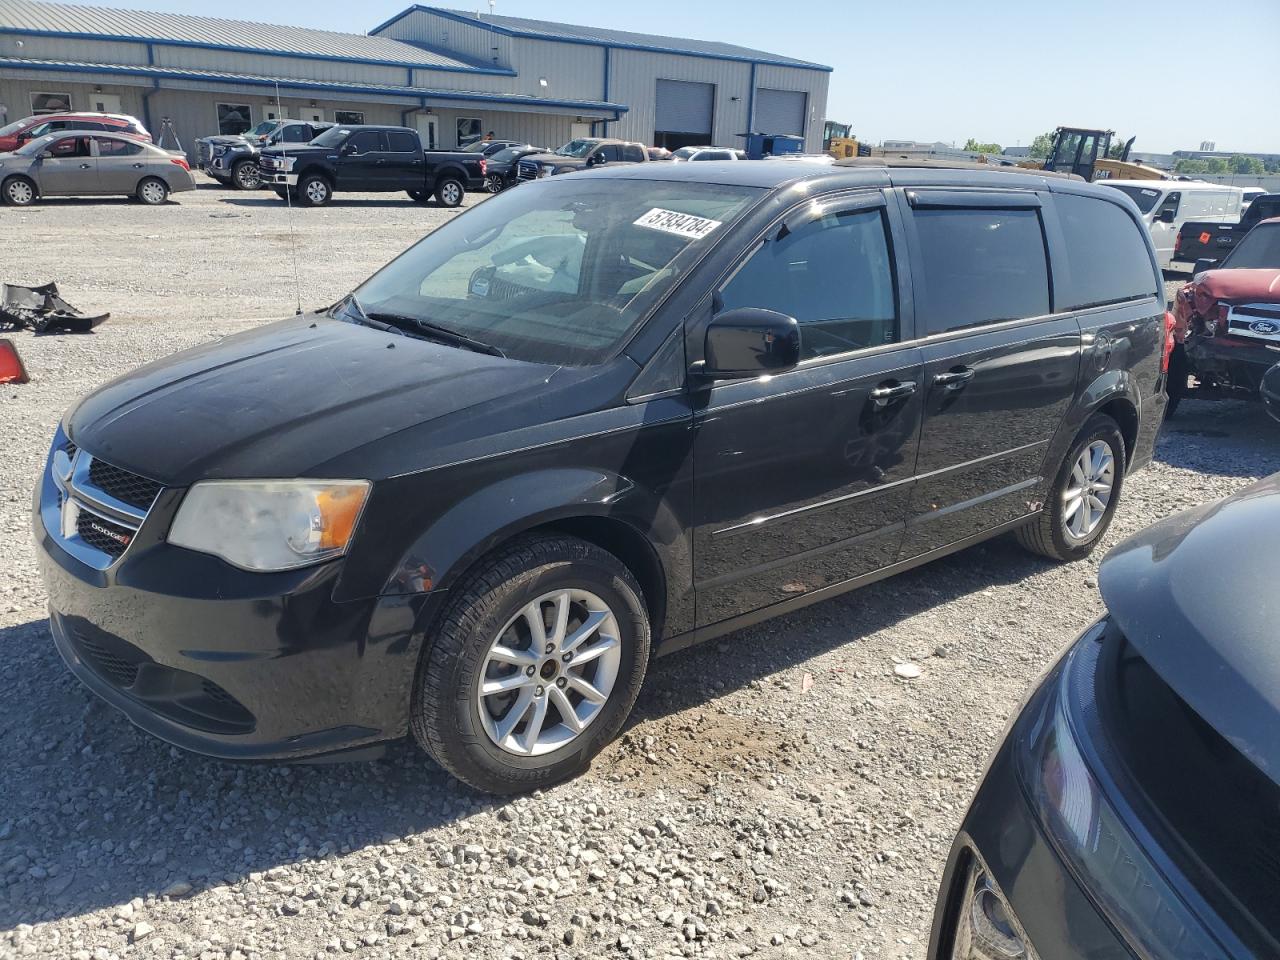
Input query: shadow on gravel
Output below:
<box><xmin>0</xmin><ymin>532</ymin><xmax>1050</xmax><ymax>930</ymax></box>
<box><xmin>1156</xmin><ymin>398</ymin><xmax>1279</xmax><ymax>477</ymax></box>
<box><xmin>218</xmin><ymin>197</ymin><xmax>444</xmax><ymax>210</ymax></box>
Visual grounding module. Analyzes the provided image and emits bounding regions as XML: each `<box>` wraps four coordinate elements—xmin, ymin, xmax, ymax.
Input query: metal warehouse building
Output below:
<box><xmin>0</xmin><ymin>0</ymin><xmax>831</xmax><ymax>157</ymax></box>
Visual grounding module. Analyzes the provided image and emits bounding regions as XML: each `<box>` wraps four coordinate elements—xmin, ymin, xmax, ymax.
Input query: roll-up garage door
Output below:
<box><xmin>755</xmin><ymin>88</ymin><xmax>807</xmax><ymax>136</ymax></box>
<box><xmin>655</xmin><ymin>79</ymin><xmax>715</xmax><ymax>136</ymax></box>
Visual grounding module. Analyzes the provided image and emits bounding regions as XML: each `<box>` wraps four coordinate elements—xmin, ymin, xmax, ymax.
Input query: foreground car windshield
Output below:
<box><xmin>554</xmin><ymin>139</ymin><xmax>597</xmax><ymax>158</ymax></box>
<box><xmin>353</xmin><ymin>178</ymin><xmax>763</xmax><ymax>365</ymax></box>
<box><xmin>1103</xmin><ymin>184</ymin><xmax>1162</xmax><ymax>214</ymax></box>
<box><xmin>1222</xmin><ymin>223</ymin><xmax>1280</xmax><ymax>270</ymax></box>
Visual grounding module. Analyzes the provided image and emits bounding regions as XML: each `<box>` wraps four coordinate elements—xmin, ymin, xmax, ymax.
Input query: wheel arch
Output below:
<box><xmin>2</xmin><ymin>173</ymin><xmax>38</xmax><ymax>200</ymax></box>
<box><xmin>1047</xmin><ymin>369</ymin><xmax>1142</xmax><ymax>478</ymax></box>
<box><xmin>434</xmin><ymin>164</ymin><xmax>466</xmax><ymax>184</ymax></box>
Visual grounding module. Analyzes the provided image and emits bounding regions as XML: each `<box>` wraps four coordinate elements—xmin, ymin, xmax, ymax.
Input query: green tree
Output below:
<box><xmin>1205</xmin><ymin>157</ymin><xmax>1229</xmax><ymax>174</ymax></box>
<box><xmin>963</xmin><ymin>138</ymin><xmax>1002</xmax><ymax>154</ymax></box>
<box><xmin>1229</xmin><ymin>154</ymin><xmax>1264</xmax><ymax>175</ymax></box>
<box><xmin>1265</xmin><ymin>158</ymin><xmax>1280</xmax><ymax>174</ymax></box>
<box><xmin>1174</xmin><ymin>158</ymin><xmax>1209</xmax><ymax>175</ymax></box>
<box><xmin>1107</xmin><ymin>136</ymin><xmax>1128</xmax><ymax>159</ymax></box>
<box><xmin>1028</xmin><ymin>131</ymin><xmax>1056</xmax><ymax>159</ymax></box>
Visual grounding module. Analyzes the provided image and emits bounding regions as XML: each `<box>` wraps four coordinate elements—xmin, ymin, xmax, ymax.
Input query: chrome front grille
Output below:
<box><xmin>517</xmin><ymin>160</ymin><xmax>538</xmax><ymax>181</ymax></box>
<box><xmin>43</xmin><ymin>438</ymin><xmax>160</xmax><ymax>570</ymax></box>
<box><xmin>1226</xmin><ymin>303</ymin><xmax>1280</xmax><ymax>343</ymax></box>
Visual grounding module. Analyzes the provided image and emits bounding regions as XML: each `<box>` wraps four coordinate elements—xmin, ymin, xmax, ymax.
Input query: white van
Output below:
<box><xmin>1100</xmin><ymin>180</ymin><xmax>1243</xmax><ymax>269</ymax></box>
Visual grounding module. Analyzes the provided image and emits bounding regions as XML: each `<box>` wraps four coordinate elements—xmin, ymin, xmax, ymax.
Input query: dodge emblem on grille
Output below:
<box><xmin>86</xmin><ymin>520</ymin><xmax>132</xmax><ymax>547</ymax></box>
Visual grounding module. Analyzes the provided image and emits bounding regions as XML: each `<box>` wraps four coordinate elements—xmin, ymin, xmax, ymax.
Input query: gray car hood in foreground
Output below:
<box><xmin>1099</xmin><ymin>473</ymin><xmax>1280</xmax><ymax>781</ymax></box>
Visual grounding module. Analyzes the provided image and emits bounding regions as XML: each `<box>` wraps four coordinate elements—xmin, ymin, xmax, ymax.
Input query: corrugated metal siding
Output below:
<box><xmin>153</xmin><ymin>46</ymin><xmax>410</xmax><ymax>87</ymax></box>
<box><xmin>0</xmin><ymin>0</ymin><xmax>477</xmax><ymax>67</ymax></box>
<box><xmin>428</xmin><ymin>108</ymin><xmax>571</xmax><ymax>150</ymax></box>
<box><xmin>376</xmin><ymin>9</ymin><xmax>512</xmax><ymax>68</ymax></box>
<box><xmin>609</xmin><ymin>49</ymin><xmax>749</xmax><ymax>147</ymax></box>
<box><xmin>754</xmin><ymin>88</ymin><xmax>805</xmax><ymax>137</ymax></box>
<box><xmin>654</xmin><ymin>79</ymin><xmax>713</xmax><ymax>135</ymax></box>
<box><xmin>2</xmin><ymin>33</ymin><xmax>148</xmax><ymax>65</ymax></box>
<box><xmin>754</xmin><ymin>63</ymin><xmax>828</xmax><ymax>152</ymax></box>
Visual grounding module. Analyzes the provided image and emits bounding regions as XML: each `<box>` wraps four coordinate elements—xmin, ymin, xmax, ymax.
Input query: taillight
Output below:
<box><xmin>479</xmin><ymin>157</ymin><xmax>487</xmax><ymax>176</ymax></box>
<box><xmin>1174</xmin><ymin>233</ymin><xmax>1181</xmax><ymax>253</ymax></box>
<box><xmin>169</xmin><ymin>156</ymin><xmax>190</xmax><ymax>171</ymax></box>
<box><xmin>1161</xmin><ymin>311</ymin><xmax>1175</xmax><ymax>373</ymax></box>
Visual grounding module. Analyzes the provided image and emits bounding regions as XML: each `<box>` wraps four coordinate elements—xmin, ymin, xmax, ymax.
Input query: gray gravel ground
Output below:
<box><xmin>1</xmin><ymin>180</ymin><xmax>1276</xmax><ymax>960</ymax></box>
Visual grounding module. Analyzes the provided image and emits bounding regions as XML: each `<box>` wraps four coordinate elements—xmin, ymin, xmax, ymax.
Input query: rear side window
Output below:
<box><xmin>386</xmin><ymin>131</ymin><xmax>417</xmax><ymax>152</ymax></box>
<box><xmin>719</xmin><ymin>207</ymin><xmax>898</xmax><ymax>359</ymax></box>
<box><xmin>1055</xmin><ymin>194</ymin><xmax>1157</xmax><ymax>310</ymax></box>
<box><xmin>94</xmin><ymin>137</ymin><xmax>143</xmax><ymax>157</ymax></box>
<box><xmin>912</xmin><ymin>207</ymin><xmax>1050</xmax><ymax>334</ymax></box>
<box><xmin>622</xmin><ymin>144</ymin><xmax>645</xmax><ymax>162</ymax></box>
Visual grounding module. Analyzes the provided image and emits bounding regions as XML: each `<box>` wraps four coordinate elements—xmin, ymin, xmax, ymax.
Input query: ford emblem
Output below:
<box><xmin>1249</xmin><ymin>320</ymin><xmax>1279</xmax><ymax>336</ymax></box>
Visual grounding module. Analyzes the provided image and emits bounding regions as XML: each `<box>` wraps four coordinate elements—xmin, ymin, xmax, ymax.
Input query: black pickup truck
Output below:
<box><xmin>1174</xmin><ymin>193</ymin><xmax>1280</xmax><ymax>267</ymax></box>
<box><xmin>258</xmin><ymin>125</ymin><xmax>485</xmax><ymax>207</ymax></box>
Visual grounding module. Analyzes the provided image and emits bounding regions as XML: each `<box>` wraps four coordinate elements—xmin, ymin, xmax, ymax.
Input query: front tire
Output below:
<box><xmin>486</xmin><ymin>176</ymin><xmax>505</xmax><ymax>194</ymax></box>
<box><xmin>136</xmin><ymin>177</ymin><xmax>169</xmax><ymax>205</ymax></box>
<box><xmin>2</xmin><ymin>175</ymin><xmax>36</xmax><ymax>206</ymax></box>
<box><xmin>297</xmin><ymin>174</ymin><xmax>331</xmax><ymax>207</ymax></box>
<box><xmin>1016</xmin><ymin>414</ymin><xmax>1125</xmax><ymax>562</ymax></box>
<box><xmin>410</xmin><ymin>535</ymin><xmax>650</xmax><ymax>794</ymax></box>
<box><xmin>407</xmin><ymin>189</ymin><xmax>430</xmax><ymax>203</ymax></box>
<box><xmin>231</xmin><ymin>160</ymin><xmax>261</xmax><ymax>190</ymax></box>
<box><xmin>435</xmin><ymin>176</ymin><xmax>464</xmax><ymax>208</ymax></box>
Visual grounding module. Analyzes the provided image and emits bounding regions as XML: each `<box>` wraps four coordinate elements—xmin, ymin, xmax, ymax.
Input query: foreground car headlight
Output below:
<box><xmin>168</xmin><ymin>479</ymin><xmax>369</xmax><ymax>572</ymax></box>
<box><xmin>950</xmin><ymin>859</ymin><xmax>1038</xmax><ymax>959</ymax></box>
<box><xmin>1019</xmin><ymin>630</ymin><xmax>1226</xmax><ymax>958</ymax></box>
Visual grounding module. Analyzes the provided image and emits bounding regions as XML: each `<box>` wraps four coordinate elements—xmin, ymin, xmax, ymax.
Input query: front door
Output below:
<box><xmin>35</xmin><ymin>136</ymin><xmax>97</xmax><ymax>195</ymax></box>
<box><xmin>897</xmin><ymin>190</ymin><xmax>1079</xmax><ymax>557</ymax></box>
<box><xmin>691</xmin><ymin>192</ymin><xmax>925</xmax><ymax>627</ymax></box>
<box><xmin>415</xmin><ymin>115</ymin><xmax>439</xmax><ymax>151</ymax></box>
<box><xmin>383</xmin><ymin>128</ymin><xmax>424</xmax><ymax>188</ymax></box>
<box><xmin>92</xmin><ymin>135</ymin><xmax>148</xmax><ymax>194</ymax></box>
<box><xmin>335</xmin><ymin>129</ymin><xmax>384</xmax><ymax>190</ymax></box>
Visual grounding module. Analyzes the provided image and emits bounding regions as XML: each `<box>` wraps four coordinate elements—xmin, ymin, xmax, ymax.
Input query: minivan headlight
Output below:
<box><xmin>168</xmin><ymin>479</ymin><xmax>370</xmax><ymax>572</ymax></box>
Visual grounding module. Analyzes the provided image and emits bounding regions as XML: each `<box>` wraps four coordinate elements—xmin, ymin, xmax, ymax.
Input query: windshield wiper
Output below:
<box><xmin>342</xmin><ymin>295</ymin><xmax>506</xmax><ymax>358</ymax></box>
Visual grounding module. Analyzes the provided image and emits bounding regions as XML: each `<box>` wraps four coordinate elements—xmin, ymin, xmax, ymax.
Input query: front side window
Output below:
<box><xmin>353</xmin><ymin>178</ymin><xmax>763</xmax><ymax>365</ymax></box>
<box><xmin>912</xmin><ymin>206</ymin><xmax>1050</xmax><ymax>335</ymax></box>
<box><xmin>1055</xmin><ymin>194</ymin><xmax>1158</xmax><ymax>310</ymax></box>
<box><xmin>346</xmin><ymin>131</ymin><xmax>382</xmax><ymax>154</ymax></box>
<box><xmin>1157</xmin><ymin>192</ymin><xmax>1181</xmax><ymax>219</ymax></box>
<box><xmin>217</xmin><ymin>103</ymin><xmax>252</xmax><ymax>136</ymax></box>
<box><xmin>598</xmin><ymin>145</ymin><xmax>622</xmax><ymax>162</ymax></box>
<box><xmin>719</xmin><ymin>207</ymin><xmax>898</xmax><ymax>359</ymax></box>
<box><xmin>45</xmin><ymin>136</ymin><xmax>90</xmax><ymax>158</ymax></box>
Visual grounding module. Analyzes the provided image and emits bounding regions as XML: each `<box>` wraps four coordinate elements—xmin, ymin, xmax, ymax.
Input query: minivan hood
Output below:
<box><xmin>66</xmin><ymin>314</ymin><xmax>554</xmax><ymax>485</ymax></box>
<box><xmin>1099</xmin><ymin>473</ymin><xmax>1280</xmax><ymax>781</ymax></box>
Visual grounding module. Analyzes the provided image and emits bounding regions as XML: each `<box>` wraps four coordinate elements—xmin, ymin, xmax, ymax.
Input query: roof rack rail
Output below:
<box><xmin>833</xmin><ymin>156</ymin><xmax>1083</xmax><ymax>180</ymax></box>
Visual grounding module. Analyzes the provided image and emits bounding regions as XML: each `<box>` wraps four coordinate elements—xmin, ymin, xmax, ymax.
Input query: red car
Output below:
<box><xmin>0</xmin><ymin>112</ymin><xmax>151</xmax><ymax>153</ymax></box>
<box><xmin>1170</xmin><ymin>218</ymin><xmax>1280</xmax><ymax>416</ymax></box>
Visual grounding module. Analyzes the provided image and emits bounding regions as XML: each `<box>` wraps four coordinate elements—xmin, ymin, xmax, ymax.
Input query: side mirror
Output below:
<box><xmin>700</xmin><ymin>308</ymin><xmax>800</xmax><ymax>380</ymax></box>
<box><xmin>1194</xmin><ymin>257</ymin><xmax>1218</xmax><ymax>274</ymax></box>
<box><xmin>38</xmin><ymin>151</ymin><xmax>53</xmax><ymax>159</ymax></box>
<box><xmin>588</xmin><ymin>153</ymin><xmax>605</xmax><ymax>166</ymax></box>
<box><xmin>1157</xmin><ymin>208</ymin><xmax>1177</xmax><ymax>224</ymax></box>
<box><xmin>341</xmin><ymin>143</ymin><xmax>356</xmax><ymax>155</ymax></box>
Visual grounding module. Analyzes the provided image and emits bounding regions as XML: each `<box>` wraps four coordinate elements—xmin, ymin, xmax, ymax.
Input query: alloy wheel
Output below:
<box><xmin>305</xmin><ymin>180</ymin><xmax>328</xmax><ymax>204</ymax></box>
<box><xmin>235</xmin><ymin>163</ymin><xmax>260</xmax><ymax>189</ymax></box>
<box><xmin>1063</xmin><ymin>439</ymin><xmax>1114</xmax><ymax>540</ymax></box>
<box><xmin>475</xmin><ymin>588</ymin><xmax>622</xmax><ymax>757</ymax></box>
<box><xmin>441</xmin><ymin>181</ymin><xmax>462</xmax><ymax>205</ymax></box>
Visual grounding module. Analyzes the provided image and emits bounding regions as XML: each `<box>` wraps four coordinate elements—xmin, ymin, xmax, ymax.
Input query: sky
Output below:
<box><xmin>76</xmin><ymin>0</ymin><xmax>1280</xmax><ymax>154</ymax></box>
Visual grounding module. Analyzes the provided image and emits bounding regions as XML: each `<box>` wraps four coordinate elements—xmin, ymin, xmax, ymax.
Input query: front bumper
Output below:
<box><xmin>929</xmin><ymin>627</ymin><xmax>1248</xmax><ymax>959</ymax></box>
<box><xmin>260</xmin><ymin>171</ymin><xmax>298</xmax><ymax>187</ymax></box>
<box><xmin>33</xmin><ymin>437</ymin><xmax>428</xmax><ymax>761</ymax></box>
<box><xmin>1185</xmin><ymin>334</ymin><xmax>1280</xmax><ymax>395</ymax></box>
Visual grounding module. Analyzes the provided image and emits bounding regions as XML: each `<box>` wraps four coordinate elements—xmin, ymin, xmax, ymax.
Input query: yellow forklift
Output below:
<box><xmin>823</xmin><ymin>120</ymin><xmax>861</xmax><ymax>160</ymax></box>
<box><xmin>1018</xmin><ymin>127</ymin><xmax>1165</xmax><ymax>181</ymax></box>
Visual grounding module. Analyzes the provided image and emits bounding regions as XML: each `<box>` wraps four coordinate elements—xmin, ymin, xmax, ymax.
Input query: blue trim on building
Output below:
<box><xmin>746</xmin><ymin>62</ymin><xmax>755</xmax><ymax>133</ymax></box>
<box><xmin>369</xmin><ymin>5</ymin><xmax>833</xmax><ymax>72</ymax></box>
<box><xmin>600</xmin><ymin>45</ymin><xmax>610</xmax><ymax>135</ymax></box>
<box><xmin>0</xmin><ymin>26</ymin><xmax>516</xmax><ymax>76</ymax></box>
<box><xmin>0</xmin><ymin>58</ymin><xmax>629</xmax><ymax>113</ymax></box>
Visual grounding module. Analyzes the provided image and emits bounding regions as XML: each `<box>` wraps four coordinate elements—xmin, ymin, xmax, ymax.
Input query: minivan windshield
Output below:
<box><xmin>1104</xmin><ymin>184</ymin><xmax>1163</xmax><ymax>214</ymax></box>
<box><xmin>352</xmin><ymin>177</ymin><xmax>763</xmax><ymax>365</ymax></box>
<box><xmin>554</xmin><ymin>139</ymin><xmax>599</xmax><ymax>158</ymax></box>
<box><xmin>310</xmin><ymin>127</ymin><xmax>352</xmax><ymax>148</ymax></box>
<box><xmin>1221</xmin><ymin>222</ymin><xmax>1280</xmax><ymax>270</ymax></box>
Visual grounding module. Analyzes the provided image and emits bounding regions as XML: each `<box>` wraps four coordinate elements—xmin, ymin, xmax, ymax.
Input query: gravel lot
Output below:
<box><xmin>1</xmin><ymin>179</ymin><xmax>1276</xmax><ymax>960</ymax></box>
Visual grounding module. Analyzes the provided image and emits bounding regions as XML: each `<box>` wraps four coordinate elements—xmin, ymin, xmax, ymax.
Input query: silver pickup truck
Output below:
<box><xmin>195</xmin><ymin>119</ymin><xmax>334</xmax><ymax>189</ymax></box>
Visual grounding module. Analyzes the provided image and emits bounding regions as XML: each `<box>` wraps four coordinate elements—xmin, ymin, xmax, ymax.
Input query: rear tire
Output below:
<box><xmin>297</xmin><ymin>174</ymin><xmax>331</xmax><ymax>207</ymax></box>
<box><xmin>1016</xmin><ymin>414</ymin><xmax>1125</xmax><ymax>562</ymax></box>
<box><xmin>1165</xmin><ymin>342</ymin><xmax>1188</xmax><ymax>420</ymax></box>
<box><xmin>410</xmin><ymin>534</ymin><xmax>650</xmax><ymax>794</ymax></box>
<box><xmin>1</xmin><ymin>175</ymin><xmax>36</xmax><ymax>206</ymax></box>
<box><xmin>136</xmin><ymin>177</ymin><xmax>169</xmax><ymax>205</ymax></box>
<box><xmin>435</xmin><ymin>176</ymin><xmax>464</xmax><ymax>208</ymax></box>
<box><xmin>407</xmin><ymin>189</ymin><xmax>430</xmax><ymax>203</ymax></box>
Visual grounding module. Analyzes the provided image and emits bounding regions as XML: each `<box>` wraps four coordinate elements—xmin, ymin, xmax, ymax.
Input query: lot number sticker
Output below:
<box><xmin>634</xmin><ymin>208</ymin><xmax>722</xmax><ymax>240</ymax></box>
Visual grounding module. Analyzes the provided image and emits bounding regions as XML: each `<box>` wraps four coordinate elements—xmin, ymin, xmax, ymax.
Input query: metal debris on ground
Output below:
<box><xmin>0</xmin><ymin>282</ymin><xmax>110</xmax><ymax>334</ymax></box>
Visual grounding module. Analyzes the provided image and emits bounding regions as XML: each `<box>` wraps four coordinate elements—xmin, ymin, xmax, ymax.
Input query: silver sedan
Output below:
<box><xmin>0</xmin><ymin>130</ymin><xmax>196</xmax><ymax>206</ymax></box>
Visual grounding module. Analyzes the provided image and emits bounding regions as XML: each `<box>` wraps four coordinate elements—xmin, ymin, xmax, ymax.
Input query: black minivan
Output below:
<box><xmin>35</xmin><ymin>161</ymin><xmax>1171</xmax><ymax>793</ymax></box>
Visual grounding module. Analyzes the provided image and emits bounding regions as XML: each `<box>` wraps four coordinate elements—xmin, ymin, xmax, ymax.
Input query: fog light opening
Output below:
<box><xmin>951</xmin><ymin>862</ymin><xmax>1037</xmax><ymax>960</ymax></box>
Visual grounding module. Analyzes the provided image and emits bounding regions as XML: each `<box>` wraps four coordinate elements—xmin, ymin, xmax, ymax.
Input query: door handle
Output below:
<box><xmin>869</xmin><ymin>380</ymin><xmax>917</xmax><ymax>407</ymax></box>
<box><xmin>79</xmin><ymin>163</ymin><xmax>91</xmax><ymax>169</ymax></box>
<box><xmin>933</xmin><ymin>366</ymin><xmax>976</xmax><ymax>390</ymax></box>
<box><xmin>131</xmin><ymin>162</ymin><xmax>143</xmax><ymax>168</ymax></box>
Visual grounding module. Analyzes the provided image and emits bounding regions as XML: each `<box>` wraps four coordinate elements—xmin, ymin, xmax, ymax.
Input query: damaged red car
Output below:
<box><xmin>1170</xmin><ymin>218</ymin><xmax>1280</xmax><ymax>418</ymax></box>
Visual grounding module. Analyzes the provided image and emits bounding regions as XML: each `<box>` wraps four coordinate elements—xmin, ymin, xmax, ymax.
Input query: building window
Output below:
<box><xmin>457</xmin><ymin>117</ymin><xmax>482</xmax><ymax>147</ymax></box>
<box><xmin>216</xmin><ymin>103</ymin><xmax>253</xmax><ymax>136</ymax></box>
<box><xmin>31</xmin><ymin>92</ymin><xmax>72</xmax><ymax>115</ymax></box>
<box><xmin>334</xmin><ymin>110</ymin><xmax>365</xmax><ymax>125</ymax></box>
